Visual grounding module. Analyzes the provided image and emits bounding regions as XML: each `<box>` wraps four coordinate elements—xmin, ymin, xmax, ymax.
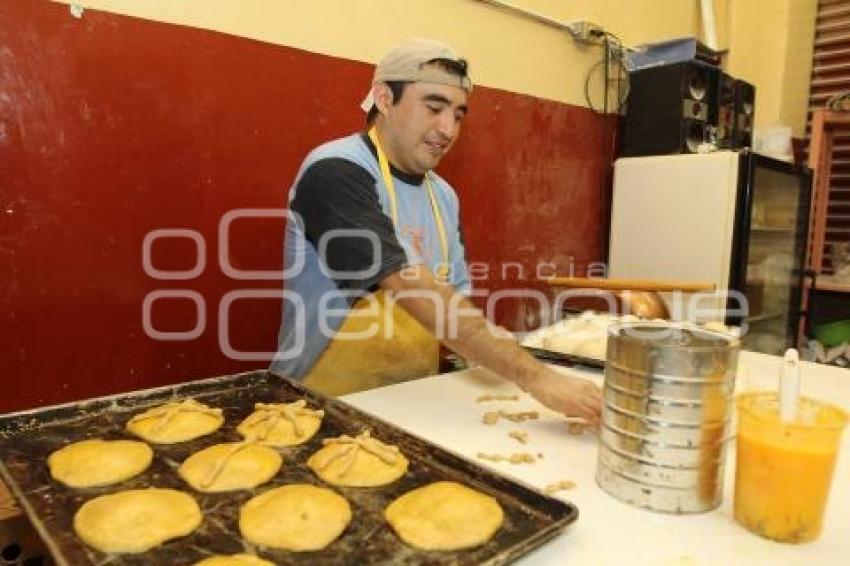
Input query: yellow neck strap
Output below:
<box><xmin>367</xmin><ymin>127</ymin><xmax>450</xmax><ymax>281</ymax></box>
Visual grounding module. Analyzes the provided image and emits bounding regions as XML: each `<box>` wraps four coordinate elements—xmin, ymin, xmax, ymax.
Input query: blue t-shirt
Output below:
<box><xmin>270</xmin><ymin>132</ymin><xmax>471</xmax><ymax>379</ymax></box>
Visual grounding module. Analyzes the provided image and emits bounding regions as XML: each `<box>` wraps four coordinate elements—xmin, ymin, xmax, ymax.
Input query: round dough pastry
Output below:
<box><xmin>194</xmin><ymin>554</ymin><xmax>274</xmax><ymax>566</ymax></box>
<box><xmin>385</xmin><ymin>481</ymin><xmax>504</xmax><ymax>550</ymax></box>
<box><xmin>48</xmin><ymin>439</ymin><xmax>153</xmax><ymax>488</ymax></box>
<box><xmin>179</xmin><ymin>442</ymin><xmax>282</xmax><ymax>492</ymax></box>
<box><xmin>73</xmin><ymin>488</ymin><xmax>202</xmax><ymax>553</ymax></box>
<box><xmin>545</xmin><ymin>332</ymin><xmax>607</xmax><ymax>360</ymax></box>
<box><xmin>307</xmin><ymin>430</ymin><xmax>407</xmax><ymax>487</ymax></box>
<box><xmin>540</xmin><ymin>311</ymin><xmax>616</xmax><ymax>361</ymax></box>
<box><xmin>239</xmin><ymin>484</ymin><xmax>351</xmax><ymax>551</ymax></box>
<box><xmin>237</xmin><ymin>401</ymin><xmax>323</xmax><ymax>446</ymax></box>
<box><xmin>126</xmin><ymin>399</ymin><xmax>224</xmax><ymax>444</ymax></box>
<box><xmin>572</xmin><ymin>337</ymin><xmax>607</xmax><ymax>360</ymax></box>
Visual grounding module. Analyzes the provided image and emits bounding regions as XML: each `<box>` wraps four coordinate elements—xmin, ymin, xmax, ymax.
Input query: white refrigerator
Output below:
<box><xmin>607</xmin><ymin>151</ymin><xmax>811</xmax><ymax>354</ymax></box>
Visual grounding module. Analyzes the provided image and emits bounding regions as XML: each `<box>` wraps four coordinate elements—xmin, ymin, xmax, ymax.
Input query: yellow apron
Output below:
<box><xmin>302</xmin><ymin>290</ymin><xmax>439</xmax><ymax>396</ymax></box>
<box><xmin>303</xmin><ymin>128</ymin><xmax>449</xmax><ymax>397</ymax></box>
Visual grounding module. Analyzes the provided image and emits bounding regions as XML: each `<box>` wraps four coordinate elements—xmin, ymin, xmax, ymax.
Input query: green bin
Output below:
<box><xmin>812</xmin><ymin>319</ymin><xmax>850</xmax><ymax>348</ymax></box>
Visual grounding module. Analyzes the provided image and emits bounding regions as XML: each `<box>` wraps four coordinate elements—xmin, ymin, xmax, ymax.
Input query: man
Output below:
<box><xmin>271</xmin><ymin>38</ymin><xmax>601</xmax><ymax>426</ymax></box>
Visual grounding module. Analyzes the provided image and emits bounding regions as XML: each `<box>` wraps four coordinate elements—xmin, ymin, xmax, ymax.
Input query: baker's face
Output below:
<box><xmin>378</xmin><ymin>81</ymin><xmax>469</xmax><ymax>175</ymax></box>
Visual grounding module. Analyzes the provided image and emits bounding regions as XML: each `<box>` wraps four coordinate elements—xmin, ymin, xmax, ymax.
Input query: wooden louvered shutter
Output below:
<box><xmin>808</xmin><ymin>0</ymin><xmax>850</xmax><ymax>276</ymax></box>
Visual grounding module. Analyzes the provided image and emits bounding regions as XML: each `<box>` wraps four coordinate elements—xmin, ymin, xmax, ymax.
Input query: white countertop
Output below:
<box><xmin>341</xmin><ymin>351</ymin><xmax>850</xmax><ymax>565</ymax></box>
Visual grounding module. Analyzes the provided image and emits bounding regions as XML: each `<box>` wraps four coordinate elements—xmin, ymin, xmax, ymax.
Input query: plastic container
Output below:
<box><xmin>812</xmin><ymin>319</ymin><xmax>850</xmax><ymax>348</ymax></box>
<box><xmin>754</xmin><ymin>125</ymin><xmax>793</xmax><ymax>162</ymax></box>
<box><xmin>734</xmin><ymin>392</ymin><xmax>848</xmax><ymax>542</ymax></box>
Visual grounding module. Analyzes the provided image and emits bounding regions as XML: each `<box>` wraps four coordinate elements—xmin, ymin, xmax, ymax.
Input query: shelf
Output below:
<box><xmin>814</xmin><ymin>278</ymin><xmax>850</xmax><ymax>293</ymax></box>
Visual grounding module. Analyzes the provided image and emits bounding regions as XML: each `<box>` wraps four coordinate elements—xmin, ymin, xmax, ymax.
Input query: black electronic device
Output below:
<box><xmin>621</xmin><ymin>60</ymin><xmax>720</xmax><ymax>157</ymax></box>
<box><xmin>717</xmin><ymin>72</ymin><xmax>736</xmax><ymax>149</ymax></box>
<box><xmin>733</xmin><ymin>79</ymin><xmax>756</xmax><ymax>149</ymax></box>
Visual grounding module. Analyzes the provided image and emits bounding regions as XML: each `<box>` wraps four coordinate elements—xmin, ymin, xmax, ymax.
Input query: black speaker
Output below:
<box><xmin>733</xmin><ymin>79</ymin><xmax>755</xmax><ymax>149</ymax></box>
<box><xmin>621</xmin><ymin>61</ymin><xmax>720</xmax><ymax>157</ymax></box>
<box><xmin>717</xmin><ymin>72</ymin><xmax>736</xmax><ymax>149</ymax></box>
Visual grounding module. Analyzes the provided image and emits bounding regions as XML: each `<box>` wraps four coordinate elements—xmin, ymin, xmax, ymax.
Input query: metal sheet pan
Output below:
<box><xmin>522</xmin><ymin>346</ymin><xmax>605</xmax><ymax>370</ymax></box>
<box><xmin>520</xmin><ymin>326</ymin><xmax>605</xmax><ymax>369</ymax></box>
<box><xmin>0</xmin><ymin>371</ymin><xmax>577</xmax><ymax>565</ymax></box>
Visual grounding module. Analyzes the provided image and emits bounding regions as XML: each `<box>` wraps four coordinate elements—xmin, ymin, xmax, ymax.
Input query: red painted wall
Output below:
<box><xmin>0</xmin><ymin>0</ymin><xmax>615</xmax><ymax>412</ymax></box>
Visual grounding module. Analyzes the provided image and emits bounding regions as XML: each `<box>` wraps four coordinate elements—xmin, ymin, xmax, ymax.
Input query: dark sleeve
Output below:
<box><xmin>290</xmin><ymin>157</ymin><xmax>408</xmax><ymax>291</ymax></box>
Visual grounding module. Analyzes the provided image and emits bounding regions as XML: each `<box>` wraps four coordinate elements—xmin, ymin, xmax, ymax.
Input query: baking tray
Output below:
<box><xmin>522</xmin><ymin>346</ymin><xmax>605</xmax><ymax>370</ymax></box>
<box><xmin>520</xmin><ymin>328</ymin><xmax>605</xmax><ymax>369</ymax></box>
<box><xmin>0</xmin><ymin>371</ymin><xmax>578</xmax><ymax>565</ymax></box>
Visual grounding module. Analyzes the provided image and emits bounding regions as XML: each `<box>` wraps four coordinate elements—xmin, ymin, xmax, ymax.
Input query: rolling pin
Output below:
<box><xmin>544</xmin><ymin>277</ymin><xmax>716</xmax><ymax>293</ymax></box>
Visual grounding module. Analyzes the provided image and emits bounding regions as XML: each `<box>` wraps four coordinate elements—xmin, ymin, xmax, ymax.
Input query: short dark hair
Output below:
<box><xmin>365</xmin><ymin>58</ymin><xmax>469</xmax><ymax>125</ymax></box>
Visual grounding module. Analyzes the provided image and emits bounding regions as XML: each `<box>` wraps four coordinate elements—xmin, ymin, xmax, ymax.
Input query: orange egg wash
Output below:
<box><xmin>734</xmin><ymin>392</ymin><xmax>847</xmax><ymax>543</ymax></box>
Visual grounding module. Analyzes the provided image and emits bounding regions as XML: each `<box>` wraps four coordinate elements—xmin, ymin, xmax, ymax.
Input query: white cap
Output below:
<box><xmin>360</xmin><ymin>38</ymin><xmax>473</xmax><ymax>113</ymax></box>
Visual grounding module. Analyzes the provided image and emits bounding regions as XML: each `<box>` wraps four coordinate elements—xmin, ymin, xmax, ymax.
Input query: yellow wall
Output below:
<box><xmin>725</xmin><ymin>0</ymin><xmax>816</xmax><ymax>136</ymax></box>
<box><xmin>53</xmin><ymin>0</ymin><xmax>815</xmax><ymax>132</ymax></box>
<box><xmin>53</xmin><ymin>0</ymin><xmax>699</xmax><ymax>109</ymax></box>
<box><xmin>780</xmin><ymin>0</ymin><xmax>817</xmax><ymax>136</ymax></box>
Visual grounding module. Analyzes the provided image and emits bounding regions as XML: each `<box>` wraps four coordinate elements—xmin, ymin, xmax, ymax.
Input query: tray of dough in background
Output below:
<box><xmin>521</xmin><ymin>313</ymin><xmax>739</xmax><ymax>370</ymax></box>
<box><xmin>519</xmin><ymin>313</ymin><xmax>634</xmax><ymax>369</ymax></box>
<box><xmin>521</xmin><ymin>345</ymin><xmax>606</xmax><ymax>369</ymax></box>
<box><xmin>0</xmin><ymin>370</ymin><xmax>578</xmax><ymax>565</ymax></box>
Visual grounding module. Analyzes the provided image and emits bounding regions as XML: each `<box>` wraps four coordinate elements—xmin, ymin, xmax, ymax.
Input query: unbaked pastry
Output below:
<box><xmin>193</xmin><ymin>554</ymin><xmax>274</xmax><ymax>566</ymax></box>
<box><xmin>237</xmin><ymin>401</ymin><xmax>324</xmax><ymax>446</ymax></box>
<box><xmin>543</xmin><ymin>331</ymin><xmax>606</xmax><ymax>360</ymax></box>
<box><xmin>126</xmin><ymin>399</ymin><xmax>224</xmax><ymax>444</ymax></box>
<box><xmin>178</xmin><ymin>442</ymin><xmax>282</xmax><ymax>492</ymax></box>
<box><xmin>538</xmin><ymin>311</ymin><xmax>629</xmax><ymax>360</ymax></box>
<box><xmin>307</xmin><ymin>430</ymin><xmax>407</xmax><ymax>487</ymax></box>
<box><xmin>73</xmin><ymin>488</ymin><xmax>201</xmax><ymax>553</ymax></box>
<box><xmin>239</xmin><ymin>484</ymin><xmax>351</xmax><ymax>551</ymax></box>
<box><xmin>385</xmin><ymin>481</ymin><xmax>503</xmax><ymax>550</ymax></box>
<box><xmin>47</xmin><ymin>439</ymin><xmax>153</xmax><ymax>488</ymax></box>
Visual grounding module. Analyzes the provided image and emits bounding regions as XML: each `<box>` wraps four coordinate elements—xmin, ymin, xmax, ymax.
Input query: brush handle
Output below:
<box><xmin>779</xmin><ymin>348</ymin><xmax>800</xmax><ymax>422</ymax></box>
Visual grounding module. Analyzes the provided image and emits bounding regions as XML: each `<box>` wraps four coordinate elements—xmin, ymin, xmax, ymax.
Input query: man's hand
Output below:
<box><xmin>523</xmin><ymin>369</ymin><xmax>602</xmax><ymax>429</ymax></box>
<box><xmin>381</xmin><ymin>266</ymin><xmax>603</xmax><ymax>428</ymax></box>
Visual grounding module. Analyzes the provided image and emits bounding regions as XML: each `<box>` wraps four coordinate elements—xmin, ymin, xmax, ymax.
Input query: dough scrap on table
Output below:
<box><xmin>239</xmin><ymin>484</ymin><xmax>351</xmax><ymax>551</ymax></box>
<box><xmin>567</xmin><ymin>422</ymin><xmax>587</xmax><ymax>435</ymax></box>
<box><xmin>476</xmin><ymin>393</ymin><xmax>519</xmax><ymax>403</ymax></box>
<box><xmin>482</xmin><ymin>410</ymin><xmax>539</xmax><ymax>425</ymax></box>
<box><xmin>307</xmin><ymin>430</ymin><xmax>407</xmax><ymax>487</ymax></box>
<box><xmin>193</xmin><ymin>554</ymin><xmax>274</xmax><ymax>566</ymax></box>
<box><xmin>502</xmin><ymin>410</ymin><xmax>539</xmax><ymax>423</ymax></box>
<box><xmin>47</xmin><ymin>439</ymin><xmax>153</xmax><ymax>488</ymax></box>
<box><xmin>237</xmin><ymin>400</ymin><xmax>324</xmax><ymax>446</ymax></box>
<box><xmin>73</xmin><ymin>488</ymin><xmax>201</xmax><ymax>553</ymax></box>
<box><xmin>126</xmin><ymin>399</ymin><xmax>224</xmax><ymax>444</ymax></box>
<box><xmin>543</xmin><ymin>480</ymin><xmax>577</xmax><ymax>495</ymax></box>
<box><xmin>508</xmin><ymin>430</ymin><xmax>529</xmax><ymax>444</ymax></box>
<box><xmin>178</xmin><ymin>442</ymin><xmax>282</xmax><ymax>492</ymax></box>
<box><xmin>385</xmin><ymin>481</ymin><xmax>504</xmax><ymax>550</ymax></box>
<box><xmin>477</xmin><ymin>452</ymin><xmax>536</xmax><ymax>464</ymax></box>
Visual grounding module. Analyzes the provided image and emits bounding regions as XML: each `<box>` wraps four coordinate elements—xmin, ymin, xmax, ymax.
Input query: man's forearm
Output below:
<box><xmin>443</xmin><ymin>302</ymin><xmax>544</xmax><ymax>391</ymax></box>
<box><xmin>380</xmin><ymin>264</ymin><xmax>602</xmax><ymax>424</ymax></box>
